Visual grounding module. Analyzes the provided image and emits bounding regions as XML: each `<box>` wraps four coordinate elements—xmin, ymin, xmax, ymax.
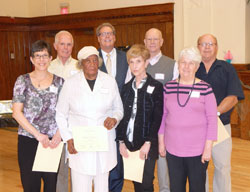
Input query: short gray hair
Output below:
<box><xmin>178</xmin><ymin>47</ymin><xmax>201</xmax><ymax>65</ymax></box>
<box><xmin>96</xmin><ymin>23</ymin><xmax>116</xmax><ymax>36</ymax></box>
<box><xmin>54</xmin><ymin>30</ymin><xmax>74</xmax><ymax>45</ymax></box>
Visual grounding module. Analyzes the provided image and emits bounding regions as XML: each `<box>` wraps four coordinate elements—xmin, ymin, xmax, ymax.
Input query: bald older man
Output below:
<box><xmin>196</xmin><ymin>34</ymin><xmax>244</xmax><ymax>192</ymax></box>
<box><xmin>49</xmin><ymin>30</ymin><xmax>80</xmax><ymax>192</ymax></box>
<box><xmin>144</xmin><ymin>28</ymin><xmax>178</xmax><ymax>192</ymax></box>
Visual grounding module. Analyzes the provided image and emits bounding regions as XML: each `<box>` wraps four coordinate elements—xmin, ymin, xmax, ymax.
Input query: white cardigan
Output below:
<box><xmin>56</xmin><ymin>70</ymin><xmax>123</xmax><ymax>175</ymax></box>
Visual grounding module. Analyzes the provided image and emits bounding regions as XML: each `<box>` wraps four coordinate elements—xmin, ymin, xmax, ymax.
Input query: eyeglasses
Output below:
<box><xmin>198</xmin><ymin>42</ymin><xmax>217</xmax><ymax>47</ymax></box>
<box><xmin>34</xmin><ymin>54</ymin><xmax>50</xmax><ymax>60</ymax></box>
<box><xmin>99</xmin><ymin>32</ymin><xmax>114</xmax><ymax>37</ymax></box>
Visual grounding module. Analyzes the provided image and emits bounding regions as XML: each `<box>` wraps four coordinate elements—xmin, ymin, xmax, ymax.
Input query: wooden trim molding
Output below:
<box><xmin>232</xmin><ymin>63</ymin><xmax>250</xmax><ymax>71</ymax></box>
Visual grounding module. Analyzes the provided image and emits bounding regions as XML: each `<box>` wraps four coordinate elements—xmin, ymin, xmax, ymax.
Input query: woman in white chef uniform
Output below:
<box><xmin>56</xmin><ymin>46</ymin><xmax>123</xmax><ymax>192</ymax></box>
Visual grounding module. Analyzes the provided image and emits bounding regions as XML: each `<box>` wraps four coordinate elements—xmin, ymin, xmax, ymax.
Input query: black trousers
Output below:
<box><xmin>18</xmin><ymin>135</ymin><xmax>57</xmax><ymax>192</ymax></box>
<box><xmin>166</xmin><ymin>151</ymin><xmax>208</xmax><ymax>192</ymax></box>
<box><xmin>133</xmin><ymin>157</ymin><xmax>156</xmax><ymax>192</ymax></box>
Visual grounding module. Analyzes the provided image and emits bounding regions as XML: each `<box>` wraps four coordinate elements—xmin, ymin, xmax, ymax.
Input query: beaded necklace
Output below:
<box><xmin>177</xmin><ymin>77</ymin><xmax>196</xmax><ymax>107</ymax></box>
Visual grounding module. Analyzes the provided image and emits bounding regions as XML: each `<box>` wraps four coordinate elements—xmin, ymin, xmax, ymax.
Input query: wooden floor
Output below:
<box><xmin>1</xmin><ymin>127</ymin><xmax>250</xmax><ymax>192</ymax></box>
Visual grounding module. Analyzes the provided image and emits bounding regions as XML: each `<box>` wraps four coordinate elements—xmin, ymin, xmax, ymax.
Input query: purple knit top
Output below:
<box><xmin>158</xmin><ymin>80</ymin><xmax>218</xmax><ymax>157</ymax></box>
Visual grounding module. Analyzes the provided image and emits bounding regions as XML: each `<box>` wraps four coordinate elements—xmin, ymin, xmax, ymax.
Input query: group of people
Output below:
<box><xmin>12</xmin><ymin>22</ymin><xmax>244</xmax><ymax>192</ymax></box>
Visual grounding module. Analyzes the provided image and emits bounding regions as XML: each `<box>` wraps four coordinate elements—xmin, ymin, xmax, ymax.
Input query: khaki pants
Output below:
<box><xmin>157</xmin><ymin>155</ymin><xmax>170</xmax><ymax>192</ymax></box>
<box><xmin>56</xmin><ymin>145</ymin><xmax>70</xmax><ymax>192</ymax></box>
<box><xmin>206</xmin><ymin>124</ymin><xmax>232</xmax><ymax>192</ymax></box>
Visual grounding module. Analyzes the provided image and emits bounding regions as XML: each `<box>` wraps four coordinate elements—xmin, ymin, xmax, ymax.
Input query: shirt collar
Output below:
<box><xmin>56</xmin><ymin>56</ymin><xmax>73</xmax><ymax>65</ymax></box>
<box><xmin>132</xmin><ymin>76</ymin><xmax>147</xmax><ymax>90</ymax></box>
<box><xmin>101</xmin><ymin>48</ymin><xmax>115</xmax><ymax>58</ymax></box>
<box><xmin>201</xmin><ymin>59</ymin><xmax>221</xmax><ymax>74</ymax></box>
<box><xmin>148</xmin><ymin>51</ymin><xmax>162</xmax><ymax>66</ymax></box>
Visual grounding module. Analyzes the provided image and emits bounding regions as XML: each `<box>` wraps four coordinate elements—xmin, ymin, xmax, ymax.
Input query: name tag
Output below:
<box><xmin>155</xmin><ymin>73</ymin><xmax>165</xmax><ymax>80</ymax></box>
<box><xmin>100</xmin><ymin>88</ymin><xmax>109</xmax><ymax>94</ymax></box>
<box><xmin>49</xmin><ymin>85</ymin><xmax>58</xmax><ymax>94</ymax></box>
<box><xmin>190</xmin><ymin>91</ymin><xmax>200</xmax><ymax>98</ymax></box>
<box><xmin>147</xmin><ymin>85</ymin><xmax>155</xmax><ymax>94</ymax></box>
<box><xmin>70</xmin><ymin>70</ymin><xmax>78</xmax><ymax>76</ymax></box>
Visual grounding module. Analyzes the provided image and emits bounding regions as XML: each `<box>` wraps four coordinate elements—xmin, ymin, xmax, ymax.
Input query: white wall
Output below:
<box><xmin>0</xmin><ymin>0</ymin><xmax>29</xmax><ymax>17</ymax></box>
<box><xmin>178</xmin><ymin>0</ymin><xmax>247</xmax><ymax>63</ymax></box>
<box><xmin>28</xmin><ymin>0</ymin><xmax>46</xmax><ymax>17</ymax></box>
<box><xmin>246</xmin><ymin>3</ymin><xmax>250</xmax><ymax>63</ymax></box>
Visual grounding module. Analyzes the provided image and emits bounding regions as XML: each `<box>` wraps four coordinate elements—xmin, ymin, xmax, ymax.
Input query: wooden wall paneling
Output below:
<box><xmin>139</xmin><ymin>24</ymin><xmax>147</xmax><ymax>45</ymax></box>
<box><xmin>43</xmin><ymin>31</ymin><xmax>58</xmax><ymax>59</ymax></box>
<box><xmin>239</xmin><ymin>90</ymin><xmax>250</xmax><ymax>140</ymax></box>
<box><xmin>7</xmin><ymin>31</ymin><xmax>16</xmax><ymax>99</ymax></box>
<box><xmin>127</xmin><ymin>24</ymin><xmax>136</xmax><ymax>46</ymax></box>
<box><xmin>164</xmin><ymin>22</ymin><xmax>174</xmax><ymax>58</ymax></box>
<box><xmin>0</xmin><ymin>32</ymin><xmax>10</xmax><ymax>100</ymax></box>
<box><xmin>72</xmin><ymin>28</ymin><xmax>96</xmax><ymax>58</ymax></box>
<box><xmin>5</xmin><ymin>31</ymin><xmax>31</xmax><ymax>100</ymax></box>
<box><xmin>23</xmin><ymin>32</ymin><xmax>31</xmax><ymax>74</ymax></box>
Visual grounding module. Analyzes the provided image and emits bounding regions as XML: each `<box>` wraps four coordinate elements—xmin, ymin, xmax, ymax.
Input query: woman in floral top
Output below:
<box><xmin>12</xmin><ymin>40</ymin><xmax>64</xmax><ymax>192</ymax></box>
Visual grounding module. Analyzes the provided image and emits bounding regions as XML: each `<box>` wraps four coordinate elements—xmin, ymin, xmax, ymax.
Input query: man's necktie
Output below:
<box><xmin>106</xmin><ymin>53</ymin><xmax>112</xmax><ymax>75</ymax></box>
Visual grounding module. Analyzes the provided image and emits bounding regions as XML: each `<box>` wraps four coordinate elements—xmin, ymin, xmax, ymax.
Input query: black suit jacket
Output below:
<box><xmin>98</xmin><ymin>48</ymin><xmax>128</xmax><ymax>93</ymax></box>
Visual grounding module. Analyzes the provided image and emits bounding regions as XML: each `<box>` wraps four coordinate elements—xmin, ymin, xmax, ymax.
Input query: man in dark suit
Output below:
<box><xmin>96</xmin><ymin>22</ymin><xmax>129</xmax><ymax>192</ymax></box>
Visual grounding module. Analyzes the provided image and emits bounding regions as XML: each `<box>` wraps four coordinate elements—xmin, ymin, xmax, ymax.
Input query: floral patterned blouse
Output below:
<box><xmin>12</xmin><ymin>73</ymin><xmax>64</xmax><ymax>138</ymax></box>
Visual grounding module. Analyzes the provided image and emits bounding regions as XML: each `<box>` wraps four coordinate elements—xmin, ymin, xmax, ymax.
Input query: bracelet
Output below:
<box><xmin>145</xmin><ymin>141</ymin><xmax>151</xmax><ymax>144</ymax></box>
<box><xmin>119</xmin><ymin>140</ymin><xmax>124</xmax><ymax>144</ymax></box>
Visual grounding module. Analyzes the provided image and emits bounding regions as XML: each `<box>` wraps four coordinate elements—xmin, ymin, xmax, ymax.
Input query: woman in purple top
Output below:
<box><xmin>12</xmin><ymin>40</ymin><xmax>64</xmax><ymax>192</ymax></box>
<box><xmin>158</xmin><ymin>47</ymin><xmax>217</xmax><ymax>192</ymax></box>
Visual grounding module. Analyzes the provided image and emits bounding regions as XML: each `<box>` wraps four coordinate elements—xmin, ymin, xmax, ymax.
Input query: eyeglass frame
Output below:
<box><xmin>198</xmin><ymin>42</ymin><xmax>217</xmax><ymax>47</ymax></box>
<box><xmin>33</xmin><ymin>54</ymin><xmax>50</xmax><ymax>60</ymax></box>
<box><xmin>98</xmin><ymin>31</ymin><xmax>114</xmax><ymax>37</ymax></box>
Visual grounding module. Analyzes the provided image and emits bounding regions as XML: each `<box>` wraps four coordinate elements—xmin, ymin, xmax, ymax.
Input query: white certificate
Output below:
<box><xmin>72</xmin><ymin>126</ymin><xmax>108</xmax><ymax>152</ymax></box>
<box><xmin>32</xmin><ymin>142</ymin><xmax>63</xmax><ymax>172</ymax></box>
<box><xmin>123</xmin><ymin>150</ymin><xmax>145</xmax><ymax>183</ymax></box>
<box><xmin>213</xmin><ymin>117</ymin><xmax>230</xmax><ymax>146</ymax></box>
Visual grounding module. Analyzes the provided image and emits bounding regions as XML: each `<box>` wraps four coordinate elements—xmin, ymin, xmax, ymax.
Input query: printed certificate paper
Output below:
<box><xmin>123</xmin><ymin>150</ymin><xmax>145</xmax><ymax>183</ymax></box>
<box><xmin>213</xmin><ymin>117</ymin><xmax>230</xmax><ymax>146</ymax></box>
<box><xmin>32</xmin><ymin>142</ymin><xmax>63</xmax><ymax>172</ymax></box>
<box><xmin>72</xmin><ymin>126</ymin><xmax>108</xmax><ymax>152</ymax></box>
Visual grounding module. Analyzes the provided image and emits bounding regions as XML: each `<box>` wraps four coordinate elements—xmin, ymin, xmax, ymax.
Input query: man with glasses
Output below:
<box><xmin>196</xmin><ymin>34</ymin><xmax>244</xmax><ymax>192</ymax></box>
<box><xmin>144</xmin><ymin>28</ymin><xmax>178</xmax><ymax>192</ymax></box>
<box><xmin>48</xmin><ymin>30</ymin><xmax>79</xmax><ymax>192</ymax></box>
<box><xmin>96</xmin><ymin>22</ymin><xmax>129</xmax><ymax>192</ymax></box>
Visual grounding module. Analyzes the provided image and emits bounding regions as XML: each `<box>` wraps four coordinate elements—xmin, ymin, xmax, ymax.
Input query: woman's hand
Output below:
<box><xmin>139</xmin><ymin>142</ymin><xmax>151</xmax><ymax>160</ymax></box>
<box><xmin>104</xmin><ymin>117</ymin><xmax>117</xmax><ymax>130</ymax></box>
<box><xmin>36</xmin><ymin>133</ymin><xmax>50</xmax><ymax>148</ymax></box>
<box><xmin>201</xmin><ymin>140</ymin><xmax>213</xmax><ymax>163</ymax></box>
<box><xmin>49</xmin><ymin>130</ymin><xmax>62</xmax><ymax>149</ymax></box>
<box><xmin>159</xmin><ymin>142</ymin><xmax>166</xmax><ymax>157</ymax></box>
<box><xmin>158</xmin><ymin>134</ymin><xmax>166</xmax><ymax>157</ymax></box>
<box><xmin>67</xmin><ymin>139</ymin><xmax>78</xmax><ymax>154</ymax></box>
<box><xmin>119</xmin><ymin>142</ymin><xmax>129</xmax><ymax>158</ymax></box>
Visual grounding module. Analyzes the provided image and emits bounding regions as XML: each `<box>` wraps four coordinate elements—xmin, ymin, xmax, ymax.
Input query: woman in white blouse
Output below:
<box><xmin>56</xmin><ymin>46</ymin><xmax>123</xmax><ymax>192</ymax></box>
